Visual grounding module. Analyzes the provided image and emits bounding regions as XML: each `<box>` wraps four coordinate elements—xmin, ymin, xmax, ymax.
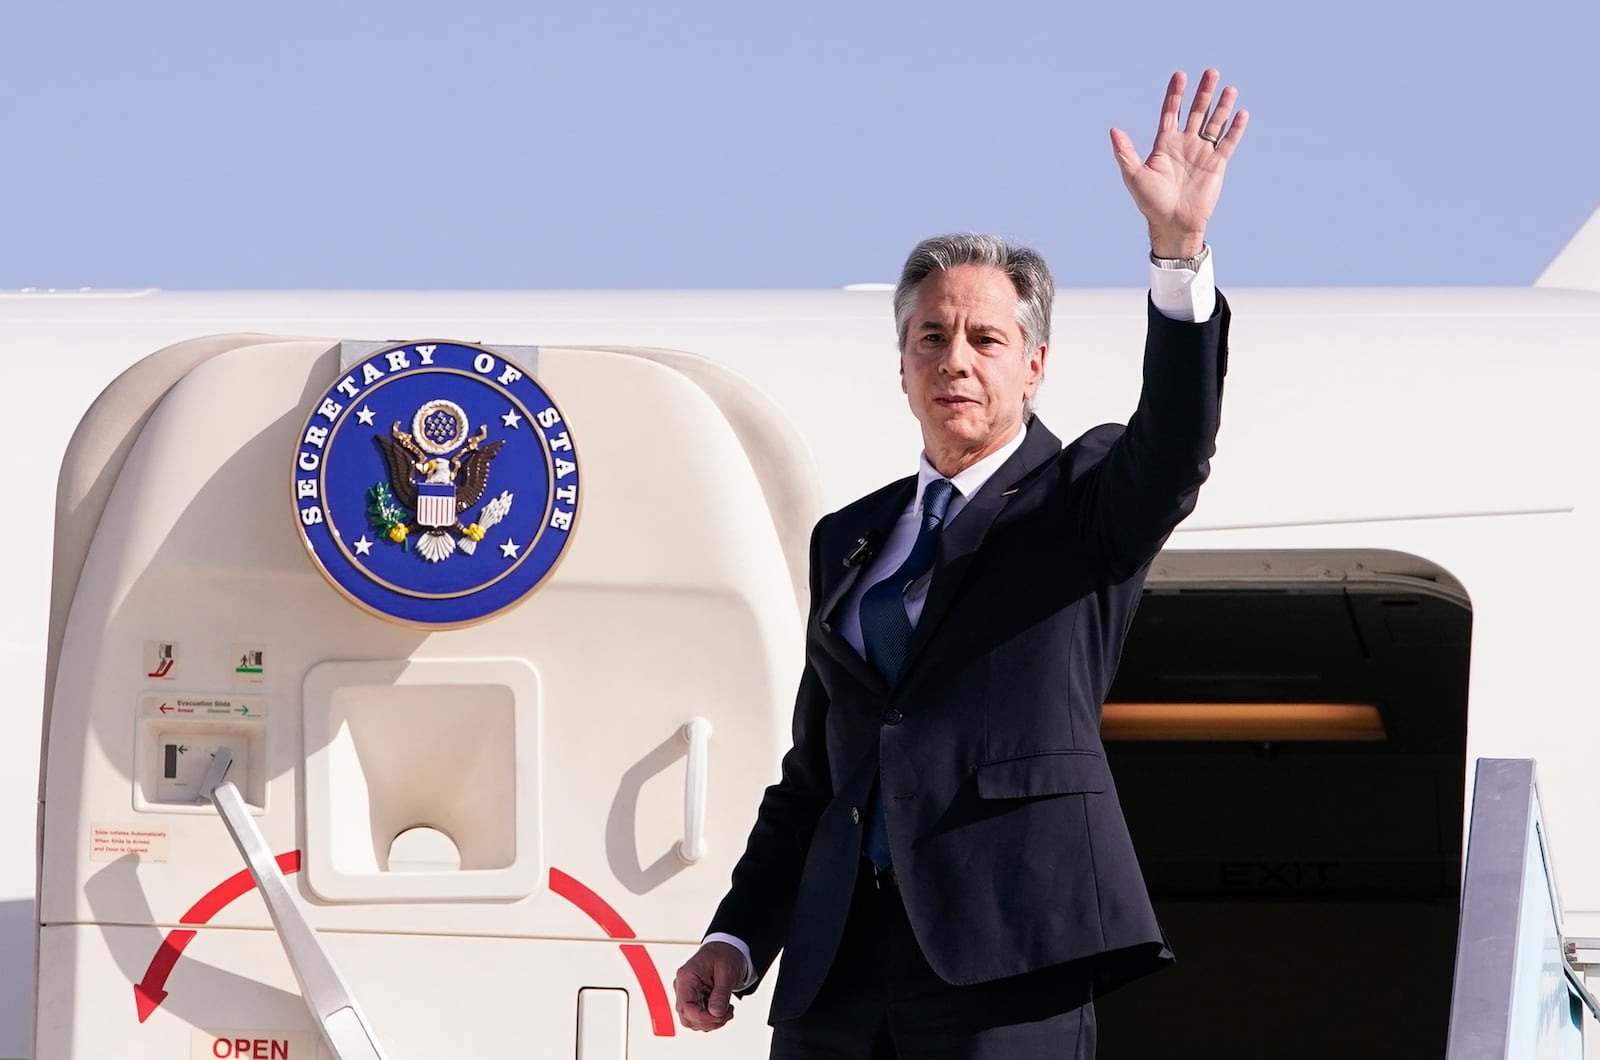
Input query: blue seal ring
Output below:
<box><xmin>292</xmin><ymin>340</ymin><xmax>580</xmax><ymax>628</ymax></box>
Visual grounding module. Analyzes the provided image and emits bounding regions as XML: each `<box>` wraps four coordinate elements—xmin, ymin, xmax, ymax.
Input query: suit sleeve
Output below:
<box><xmin>1069</xmin><ymin>293</ymin><xmax>1230</xmax><ymax>580</ymax></box>
<box><xmin>704</xmin><ymin>519</ymin><xmax>836</xmax><ymax>991</ymax></box>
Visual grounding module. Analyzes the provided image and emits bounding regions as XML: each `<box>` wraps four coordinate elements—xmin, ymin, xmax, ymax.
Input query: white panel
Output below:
<box><xmin>39</xmin><ymin>340</ymin><xmax>797</xmax><ymax>945</ymax></box>
<box><xmin>578</xmin><ymin>988</ymin><xmax>628</xmax><ymax>1060</ymax></box>
<box><xmin>36</xmin><ymin>925</ymin><xmax>768</xmax><ymax>1058</ymax></box>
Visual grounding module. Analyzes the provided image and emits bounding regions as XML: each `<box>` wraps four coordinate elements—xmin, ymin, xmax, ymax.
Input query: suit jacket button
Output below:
<box><xmin>884</xmin><ymin>708</ymin><xmax>903</xmax><ymax>725</ymax></box>
<box><xmin>821</xmin><ymin>621</ymin><xmax>832</xmax><ymax>633</ymax></box>
<box><xmin>851</xmin><ymin>807</ymin><xmax>861</xmax><ymax>825</ymax></box>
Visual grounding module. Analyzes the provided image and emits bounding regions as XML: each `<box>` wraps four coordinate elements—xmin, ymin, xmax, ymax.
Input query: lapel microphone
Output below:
<box><xmin>843</xmin><ymin>534</ymin><xmax>877</xmax><ymax>569</ymax></box>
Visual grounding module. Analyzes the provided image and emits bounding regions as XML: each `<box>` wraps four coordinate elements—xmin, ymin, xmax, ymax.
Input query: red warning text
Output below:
<box><xmin>212</xmin><ymin>1040</ymin><xmax>290</xmax><ymax>1059</ymax></box>
<box><xmin>190</xmin><ymin>1030</ymin><xmax>313</xmax><ymax>1059</ymax></box>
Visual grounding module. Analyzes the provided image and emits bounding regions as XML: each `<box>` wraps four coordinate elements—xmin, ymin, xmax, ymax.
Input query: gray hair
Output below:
<box><xmin>892</xmin><ymin>233</ymin><xmax>1054</xmax><ymax>417</ymax></box>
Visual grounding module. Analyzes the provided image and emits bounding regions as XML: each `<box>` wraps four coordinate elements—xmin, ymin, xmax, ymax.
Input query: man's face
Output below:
<box><xmin>900</xmin><ymin>264</ymin><xmax>1046</xmax><ymax>476</ymax></box>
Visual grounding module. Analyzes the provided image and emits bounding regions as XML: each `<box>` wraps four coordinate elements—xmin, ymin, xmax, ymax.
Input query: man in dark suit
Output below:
<box><xmin>674</xmin><ymin>68</ymin><xmax>1247</xmax><ymax>1057</ymax></box>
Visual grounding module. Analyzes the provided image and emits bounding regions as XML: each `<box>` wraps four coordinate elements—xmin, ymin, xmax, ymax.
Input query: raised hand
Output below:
<box><xmin>1110</xmin><ymin>69</ymin><xmax>1248</xmax><ymax>259</ymax></box>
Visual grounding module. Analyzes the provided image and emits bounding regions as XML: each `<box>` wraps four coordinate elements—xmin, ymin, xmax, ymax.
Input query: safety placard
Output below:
<box><xmin>140</xmin><ymin>693</ymin><xmax>266</xmax><ymax>722</ymax></box>
<box><xmin>230</xmin><ymin>642</ymin><xmax>268</xmax><ymax>687</ymax></box>
<box><xmin>190</xmin><ymin>1030</ymin><xmax>315</xmax><ymax>1058</ymax></box>
<box><xmin>89</xmin><ymin>822</ymin><xmax>169</xmax><ymax>863</ymax></box>
<box><xmin>143</xmin><ymin>640</ymin><xmax>179</xmax><ymax>680</ymax></box>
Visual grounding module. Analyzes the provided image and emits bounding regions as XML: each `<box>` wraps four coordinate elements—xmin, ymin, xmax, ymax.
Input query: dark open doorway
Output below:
<box><xmin>1095</xmin><ymin>551</ymin><xmax>1471</xmax><ymax>1059</ymax></box>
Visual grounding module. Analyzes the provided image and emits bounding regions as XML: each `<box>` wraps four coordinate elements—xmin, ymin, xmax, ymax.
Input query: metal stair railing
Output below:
<box><xmin>1445</xmin><ymin>758</ymin><xmax>1598</xmax><ymax>1060</ymax></box>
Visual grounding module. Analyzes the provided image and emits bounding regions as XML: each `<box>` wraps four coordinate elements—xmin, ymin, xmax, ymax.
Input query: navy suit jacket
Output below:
<box><xmin>708</xmin><ymin>295</ymin><xmax>1230</xmax><ymax>1023</ymax></box>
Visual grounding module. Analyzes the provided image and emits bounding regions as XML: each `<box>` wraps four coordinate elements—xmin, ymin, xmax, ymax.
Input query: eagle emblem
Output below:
<box><xmin>293</xmin><ymin>339</ymin><xmax>579</xmax><ymax>628</ymax></box>
<box><xmin>367</xmin><ymin>399</ymin><xmax>512</xmax><ymax>563</ymax></box>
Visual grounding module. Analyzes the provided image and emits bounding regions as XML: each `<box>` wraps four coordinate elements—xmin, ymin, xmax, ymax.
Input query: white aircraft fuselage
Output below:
<box><xmin>4</xmin><ymin>262</ymin><xmax>1599</xmax><ymax>1057</ymax></box>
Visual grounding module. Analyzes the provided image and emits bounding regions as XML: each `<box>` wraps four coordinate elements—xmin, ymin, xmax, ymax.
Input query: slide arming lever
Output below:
<box><xmin>199</xmin><ymin>748</ymin><xmax>391</xmax><ymax>1060</ymax></box>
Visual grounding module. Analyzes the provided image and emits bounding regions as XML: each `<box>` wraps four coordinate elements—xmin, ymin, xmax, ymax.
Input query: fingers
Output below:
<box><xmin>674</xmin><ymin>967</ymin><xmax>732</xmax><ymax>1032</ymax></box>
<box><xmin>1157</xmin><ymin>71</ymin><xmax>1186</xmax><ymax>133</ymax></box>
<box><xmin>707</xmin><ymin>980</ymin><xmax>735</xmax><ymax>1020</ymax></box>
<box><xmin>1216</xmin><ymin>108</ymin><xmax>1250</xmax><ymax>159</ymax></box>
<box><xmin>1183</xmin><ymin>68</ymin><xmax>1219</xmax><ymax>134</ymax></box>
<box><xmin>673</xmin><ymin>947</ymin><xmax>740</xmax><ymax>1033</ymax></box>
<box><xmin>1169</xmin><ymin>68</ymin><xmax>1244</xmax><ymax>156</ymax></box>
<box><xmin>1108</xmin><ymin>127</ymin><xmax>1141</xmax><ymax>180</ymax></box>
<box><xmin>1200</xmin><ymin>85</ymin><xmax>1236</xmax><ymax>142</ymax></box>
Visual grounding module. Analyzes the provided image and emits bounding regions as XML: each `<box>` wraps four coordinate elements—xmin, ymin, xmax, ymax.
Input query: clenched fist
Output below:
<box><xmin>674</xmin><ymin>941</ymin><xmax>748</xmax><ymax>1033</ymax></box>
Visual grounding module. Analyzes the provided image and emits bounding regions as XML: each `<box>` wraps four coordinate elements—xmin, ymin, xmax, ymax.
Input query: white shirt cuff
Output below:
<box><xmin>702</xmin><ymin>932</ymin><xmax>756</xmax><ymax>991</ymax></box>
<box><xmin>1148</xmin><ymin>245</ymin><xmax>1217</xmax><ymax>322</ymax></box>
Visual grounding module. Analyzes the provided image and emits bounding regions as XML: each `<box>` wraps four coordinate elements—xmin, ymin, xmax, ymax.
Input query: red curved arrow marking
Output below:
<box><xmin>181</xmin><ymin>850</ymin><xmax>301</xmax><ymax>925</ymax></box>
<box><xmin>136</xmin><ymin>850</ymin><xmax>301</xmax><ymax>1021</ymax></box>
<box><xmin>136</xmin><ymin>855</ymin><xmax>675</xmax><ymax>1038</ymax></box>
<box><xmin>548</xmin><ymin>868</ymin><xmax>675</xmax><ymax>1037</ymax></box>
<box><xmin>133</xmin><ymin>928</ymin><xmax>194</xmax><ymax>1022</ymax></box>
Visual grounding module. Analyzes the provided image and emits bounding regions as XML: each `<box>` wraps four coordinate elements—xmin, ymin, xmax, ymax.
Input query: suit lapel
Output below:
<box><xmin>815</xmin><ymin>477</ymin><xmax>915</xmax><ymax>687</ymax></box>
<box><xmin>898</xmin><ymin>421</ymin><xmax>1062</xmax><ymax>680</ymax></box>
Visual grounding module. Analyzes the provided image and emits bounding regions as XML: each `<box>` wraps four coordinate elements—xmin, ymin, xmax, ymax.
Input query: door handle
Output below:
<box><xmin>676</xmin><ymin>718</ymin><xmax>713</xmax><ymax>864</ymax></box>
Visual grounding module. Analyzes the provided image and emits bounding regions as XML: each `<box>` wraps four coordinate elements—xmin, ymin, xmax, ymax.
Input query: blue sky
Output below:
<box><xmin>2</xmin><ymin>0</ymin><xmax>1594</xmax><ymax>289</ymax></box>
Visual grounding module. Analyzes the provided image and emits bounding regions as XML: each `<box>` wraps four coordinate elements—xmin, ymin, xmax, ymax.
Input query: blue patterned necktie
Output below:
<box><xmin>860</xmin><ymin>477</ymin><xmax>955</xmax><ymax>867</ymax></box>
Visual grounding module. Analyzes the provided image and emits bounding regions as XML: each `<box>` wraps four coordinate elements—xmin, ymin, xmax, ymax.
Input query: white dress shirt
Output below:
<box><xmin>836</xmin><ymin>431</ymin><xmax>1026</xmax><ymax>654</ymax></box>
<box><xmin>702</xmin><ymin>251</ymin><xmax>1217</xmax><ymax>990</ymax></box>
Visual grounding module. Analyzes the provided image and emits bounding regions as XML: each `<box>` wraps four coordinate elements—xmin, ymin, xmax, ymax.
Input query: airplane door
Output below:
<box><xmin>35</xmin><ymin>335</ymin><xmax>816</xmax><ymax>1058</ymax></box>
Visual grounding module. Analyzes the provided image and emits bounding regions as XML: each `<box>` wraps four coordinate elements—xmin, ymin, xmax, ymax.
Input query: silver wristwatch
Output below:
<box><xmin>1149</xmin><ymin>244</ymin><xmax>1210</xmax><ymax>271</ymax></box>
